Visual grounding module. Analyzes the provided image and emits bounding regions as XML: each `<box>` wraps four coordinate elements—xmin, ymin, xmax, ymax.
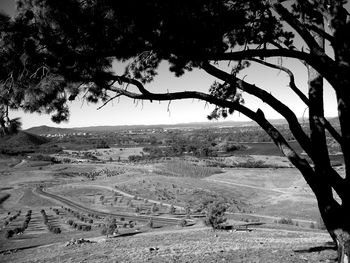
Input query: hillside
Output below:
<box><xmin>0</xmin><ymin>131</ymin><xmax>49</xmax><ymax>148</ymax></box>
<box><xmin>26</xmin><ymin>125</ymin><xmax>78</xmax><ymax>135</ymax></box>
<box><xmin>0</xmin><ymin>131</ymin><xmax>54</xmax><ymax>155</ymax></box>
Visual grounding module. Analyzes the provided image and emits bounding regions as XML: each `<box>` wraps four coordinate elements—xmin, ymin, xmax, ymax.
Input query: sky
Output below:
<box><xmin>0</xmin><ymin>0</ymin><xmax>340</xmax><ymax>129</ymax></box>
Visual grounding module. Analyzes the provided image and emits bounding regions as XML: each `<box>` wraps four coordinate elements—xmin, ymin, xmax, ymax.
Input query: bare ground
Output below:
<box><xmin>0</xmin><ymin>227</ymin><xmax>336</xmax><ymax>263</ymax></box>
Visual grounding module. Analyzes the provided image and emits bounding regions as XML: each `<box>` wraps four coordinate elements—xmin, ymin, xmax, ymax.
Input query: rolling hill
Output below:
<box><xmin>0</xmin><ymin>131</ymin><xmax>50</xmax><ymax>151</ymax></box>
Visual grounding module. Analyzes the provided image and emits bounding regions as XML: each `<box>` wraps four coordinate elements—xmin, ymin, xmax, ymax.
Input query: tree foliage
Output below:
<box><xmin>204</xmin><ymin>200</ymin><xmax>227</xmax><ymax>230</ymax></box>
<box><xmin>102</xmin><ymin>217</ymin><xmax>117</xmax><ymax>237</ymax></box>
<box><xmin>1</xmin><ymin>0</ymin><xmax>350</xmax><ymax>261</ymax></box>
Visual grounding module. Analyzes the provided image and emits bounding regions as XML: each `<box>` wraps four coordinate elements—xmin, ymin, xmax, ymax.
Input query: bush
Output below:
<box><xmin>147</xmin><ymin>218</ymin><xmax>154</xmax><ymax>228</ymax></box>
<box><xmin>5</xmin><ymin>229</ymin><xmax>14</xmax><ymax>239</ymax></box>
<box><xmin>102</xmin><ymin>217</ymin><xmax>117</xmax><ymax>237</ymax></box>
<box><xmin>81</xmin><ymin>225</ymin><xmax>91</xmax><ymax>231</ymax></box>
<box><xmin>204</xmin><ymin>201</ymin><xmax>227</xmax><ymax>230</ymax></box>
<box><xmin>67</xmin><ymin>219</ymin><xmax>74</xmax><ymax>225</ymax></box>
<box><xmin>179</xmin><ymin>219</ymin><xmax>187</xmax><ymax>227</ymax></box>
<box><xmin>52</xmin><ymin>227</ymin><xmax>61</xmax><ymax>234</ymax></box>
<box><xmin>13</xmin><ymin>227</ymin><xmax>24</xmax><ymax>234</ymax></box>
<box><xmin>277</xmin><ymin>218</ymin><xmax>294</xmax><ymax>225</ymax></box>
<box><xmin>169</xmin><ymin>205</ymin><xmax>176</xmax><ymax>215</ymax></box>
<box><xmin>22</xmin><ymin>221</ymin><xmax>28</xmax><ymax>229</ymax></box>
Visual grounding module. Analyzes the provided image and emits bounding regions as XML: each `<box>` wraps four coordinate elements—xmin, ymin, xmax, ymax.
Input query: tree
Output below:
<box><xmin>204</xmin><ymin>200</ymin><xmax>227</xmax><ymax>230</ymax></box>
<box><xmin>101</xmin><ymin>217</ymin><xmax>117</xmax><ymax>238</ymax></box>
<box><xmin>1</xmin><ymin>0</ymin><xmax>350</xmax><ymax>261</ymax></box>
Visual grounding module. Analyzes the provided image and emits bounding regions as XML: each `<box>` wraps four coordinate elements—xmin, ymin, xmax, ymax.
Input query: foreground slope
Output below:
<box><xmin>0</xmin><ymin>227</ymin><xmax>335</xmax><ymax>263</ymax></box>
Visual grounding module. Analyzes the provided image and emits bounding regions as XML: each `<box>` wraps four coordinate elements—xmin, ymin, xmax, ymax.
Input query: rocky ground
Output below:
<box><xmin>0</xmin><ymin>227</ymin><xmax>337</xmax><ymax>263</ymax></box>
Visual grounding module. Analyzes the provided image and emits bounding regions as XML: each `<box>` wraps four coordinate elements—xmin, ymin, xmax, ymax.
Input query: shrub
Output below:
<box><xmin>81</xmin><ymin>225</ymin><xmax>91</xmax><ymax>231</ymax></box>
<box><xmin>5</xmin><ymin>229</ymin><xmax>14</xmax><ymax>239</ymax></box>
<box><xmin>53</xmin><ymin>227</ymin><xmax>61</xmax><ymax>234</ymax></box>
<box><xmin>151</xmin><ymin>204</ymin><xmax>159</xmax><ymax>213</ymax></box>
<box><xmin>147</xmin><ymin>218</ymin><xmax>154</xmax><ymax>228</ymax></box>
<box><xmin>101</xmin><ymin>228</ymin><xmax>107</xmax><ymax>235</ymax></box>
<box><xmin>204</xmin><ymin>201</ymin><xmax>227</xmax><ymax>230</ymax></box>
<box><xmin>88</xmin><ymin>219</ymin><xmax>93</xmax><ymax>224</ymax></box>
<box><xmin>67</xmin><ymin>219</ymin><xmax>74</xmax><ymax>225</ymax></box>
<box><xmin>179</xmin><ymin>219</ymin><xmax>187</xmax><ymax>227</ymax></box>
<box><xmin>22</xmin><ymin>222</ymin><xmax>28</xmax><ymax>229</ymax></box>
<box><xmin>102</xmin><ymin>217</ymin><xmax>117</xmax><ymax>237</ymax></box>
<box><xmin>277</xmin><ymin>218</ymin><xmax>294</xmax><ymax>225</ymax></box>
<box><xmin>169</xmin><ymin>205</ymin><xmax>176</xmax><ymax>215</ymax></box>
<box><xmin>13</xmin><ymin>227</ymin><xmax>24</xmax><ymax>234</ymax></box>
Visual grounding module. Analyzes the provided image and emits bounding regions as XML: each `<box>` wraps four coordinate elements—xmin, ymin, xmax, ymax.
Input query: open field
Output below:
<box><xmin>0</xmin><ymin>151</ymin><xmax>334</xmax><ymax>261</ymax></box>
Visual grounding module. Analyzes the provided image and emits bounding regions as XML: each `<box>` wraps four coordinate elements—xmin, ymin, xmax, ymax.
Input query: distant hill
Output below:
<box><xmin>25</xmin><ymin>117</ymin><xmax>339</xmax><ymax>134</ymax></box>
<box><xmin>26</xmin><ymin>121</ymin><xmax>259</xmax><ymax>134</ymax></box>
<box><xmin>26</xmin><ymin>125</ymin><xmax>78</xmax><ymax>135</ymax></box>
<box><xmin>0</xmin><ymin>131</ymin><xmax>49</xmax><ymax>149</ymax></box>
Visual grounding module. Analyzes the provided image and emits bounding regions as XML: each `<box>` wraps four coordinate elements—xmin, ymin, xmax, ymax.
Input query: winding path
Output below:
<box><xmin>34</xmin><ymin>187</ymin><xmax>181</xmax><ymax>226</ymax></box>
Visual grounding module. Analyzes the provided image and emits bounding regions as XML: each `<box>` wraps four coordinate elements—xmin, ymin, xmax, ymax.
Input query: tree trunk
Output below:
<box><xmin>336</xmin><ymin>231</ymin><xmax>350</xmax><ymax>263</ymax></box>
<box><xmin>316</xmin><ymin>193</ymin><xmax>350</xmax><ymax>263</ymax></box>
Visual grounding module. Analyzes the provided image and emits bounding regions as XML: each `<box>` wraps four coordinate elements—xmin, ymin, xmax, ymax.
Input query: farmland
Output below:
<box><xmin>0</xmin><ymin>123</ymin><xmax>340</xmax><ymax>262</ymax></box>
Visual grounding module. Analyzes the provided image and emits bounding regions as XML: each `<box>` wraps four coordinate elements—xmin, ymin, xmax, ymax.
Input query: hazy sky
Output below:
<box><xmin>1</xmin><ymin>1</ymin><xmax>339</xmax><ymax>129</ymax></box>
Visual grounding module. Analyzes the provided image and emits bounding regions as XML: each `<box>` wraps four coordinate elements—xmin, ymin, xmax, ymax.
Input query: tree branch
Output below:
<box><xmin>96</xmin><ymin>94</ymin><xmax>122</xmax><ymax>110</ymax></box>
<box><xmin>201</xmin><ymin>62</ymin><xmax>345</xmax><ymax>198</ymax></box>
<box><xmin>250</xmin><ymin>58</ymin><xmax>343</xmax><ymax>145</ymax></box>
<box><xmin>271</xmin><ymin>1</ymin><xmax>326</xmax><ymax>55</ymax></box>
<box><xmin>106</xmin><ymin>82</ymin><xmax>336</xmax><ymax>199</ymax></box>
<box><xmin>306</xmin><ymin>24</ymin><xmax>335</xmax><ymax>44</ymax></box>
<box><xmin>249</xmin><ymin>58</ymin><xmax>308</xmax><ymax>104</ymax></box>
<box><xmin>201</xmin><ymin>61</ymin><xmax>314</xmax><ymax>156</ymax></box>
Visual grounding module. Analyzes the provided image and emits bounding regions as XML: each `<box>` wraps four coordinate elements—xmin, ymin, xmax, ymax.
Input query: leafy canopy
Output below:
<box><xmin>0</xmin><ymin>0</ymin><xmax>296</xmax><ymax>123</ymax></box>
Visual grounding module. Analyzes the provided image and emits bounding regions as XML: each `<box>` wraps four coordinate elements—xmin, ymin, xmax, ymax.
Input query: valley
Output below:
<box><xmin>0</xmin><ymin>122</ymin><xmax>340</xmax><ymax>262</ymax></box>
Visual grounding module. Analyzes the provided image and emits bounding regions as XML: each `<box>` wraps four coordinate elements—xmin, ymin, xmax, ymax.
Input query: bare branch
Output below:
<box><xmin>201</xmin><ymin>61</ymin><xmax>313</xmax><ymax>156</ymax></box>
<box><xmin>250</xmin><ymin>58</ymin><xmax>342</xmax><ymax>145</ymax></box>
<box><xmin>250</xmin><ymin>58</ymin><xmax>308</xmax><ymax>104</ymax></box>
<box><xmin>96</xmin><ymin>94</ymin><xmax>122</xmax><ymax>110</ymax></box>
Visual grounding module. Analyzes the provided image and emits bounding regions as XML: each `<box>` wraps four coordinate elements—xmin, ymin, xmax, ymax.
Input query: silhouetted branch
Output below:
<box><xmin>271</xmin><ymin>1</ymin><xmax>326</xmax><ymax>54</ymax></box>
<box><xmin>250</xmin><ymin>58</ymin><xmax>342</xmax><ymax>146</ymax></box>
<box><xmin>96</xmin><ymin>94</ymin><xmax>122</xmax><ymax>110</ymax></box>
<box><xmin>107</xmin><ymin>82</ymin><xmax>335</xmax><ymax>198</ymax></box>
<box><xmin>201</xmin><ymin>61</ymin><xmax>313</xmax><ymax>156</ymax></box>
<box><xmin>306</xmin><ymin>24</ymin><xmax>335</xmax><ymax>43</ymax></box>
